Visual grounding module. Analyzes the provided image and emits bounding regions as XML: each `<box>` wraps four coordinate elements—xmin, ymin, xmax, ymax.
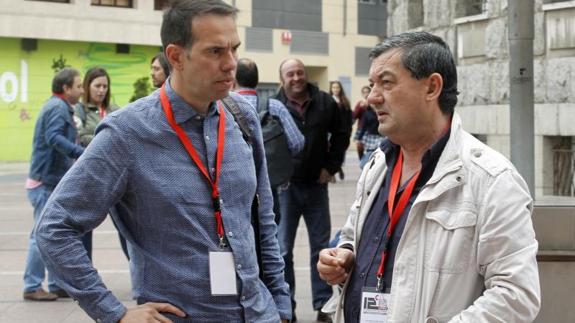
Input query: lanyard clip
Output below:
<box><xmin>219</xmin><ymin>235</ymin><xmax>227</xmax><ymax>249</ymax></box>
<box><xmin>376</xmin><ymin>275</ymin><xmax>385</xmax><ymax>292</ymax></box>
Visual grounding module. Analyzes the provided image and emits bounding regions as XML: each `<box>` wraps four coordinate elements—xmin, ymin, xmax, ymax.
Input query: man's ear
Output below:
<box><xmin>426</xmin><ymin>73</ymin><xmax>443</xmax><ymax>102</ymax></box>
<box><xmin>165</xmin><ymin>44</ymin><xmax>184</xmax><ymax>72</ymax></box>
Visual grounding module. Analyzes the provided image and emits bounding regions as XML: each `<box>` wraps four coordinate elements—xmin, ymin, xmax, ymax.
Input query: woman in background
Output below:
<box><xmin>329</xmin><ymin>81</ymin><xmax>353</xmax><ymax>180</ymax></box>
<box><xmin>75</xmin><ymin>67</ymin><xmax>128</xmax><ymax>260</ymax></box>
<box><xmin>352</xmin><ymin>86</ymin><xmax>372</xmax><ymax>160</ymax></box>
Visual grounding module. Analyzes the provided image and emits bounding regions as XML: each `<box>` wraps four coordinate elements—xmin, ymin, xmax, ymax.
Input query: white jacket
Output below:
<box><xmin>326</xmin><ymin>113</ymin><xmax>541</xmax><ymax>323</ymax></box>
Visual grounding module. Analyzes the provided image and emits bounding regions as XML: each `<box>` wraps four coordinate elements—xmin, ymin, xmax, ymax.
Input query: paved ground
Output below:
<box><xmin>0</xmin><ymin>152</ymin><xmax>362</xmax><ymax>323</ymax></box>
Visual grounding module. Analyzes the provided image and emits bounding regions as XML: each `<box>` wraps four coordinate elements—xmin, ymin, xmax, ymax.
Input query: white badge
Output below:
<box><xmin>360</xmin><ymin>288</ymin><xmax>390</xmax><ymax>323</ymax></box>
<box><xmin>209</xmin><ymin>251</ymin><xmax>238</xmax><ymax>295</ymax></box>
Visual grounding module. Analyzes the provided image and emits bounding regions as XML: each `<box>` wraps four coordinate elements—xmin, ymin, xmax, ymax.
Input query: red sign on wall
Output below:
<box><xmin>281</xmin><ymin>31</ymin><xmax>292</xmax><ymax>44</ymax></box>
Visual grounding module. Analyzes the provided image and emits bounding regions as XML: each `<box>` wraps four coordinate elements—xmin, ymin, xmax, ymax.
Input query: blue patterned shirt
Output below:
<box><xmin>237</xmin><ymin>89</ymin><xmax>305</xmax><ymax>156</ymax></box>
<box><xmin>36</xmin><ymin>81</ymin><xmax>291</xmax><ymax>323</ymax></box>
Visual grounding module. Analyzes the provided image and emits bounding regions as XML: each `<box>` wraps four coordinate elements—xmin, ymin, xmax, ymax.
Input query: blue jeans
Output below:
<box><xmin>24</xmin><ymin>185</ymin><xmax>59</xmax><ymax>293</ymax></box>
<box><xmin>278</xmin><ymin>182</ymin><xmax>333</xmax><ymax>311</ymax></box>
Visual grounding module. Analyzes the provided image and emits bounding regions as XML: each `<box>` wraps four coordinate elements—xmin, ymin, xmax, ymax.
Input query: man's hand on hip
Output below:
<box><xmin>119</xmin><ymin>302</ymin><xmax>186</xmax><ymax>323</ymax></box>
<box><xmin>317</xmin><ymin>247</ymin><xmax>355</xmax><ymax>285</ymax></box>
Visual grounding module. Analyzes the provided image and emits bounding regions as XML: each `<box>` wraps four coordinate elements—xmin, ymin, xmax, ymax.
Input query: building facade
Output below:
<box><xmin>388</xmin><ymin>0</ymin><xmax>575</xmax><ymax>197</ymax></box>
<box><xmin>0</xmin><ymin>0</ymin><xmax>386</xmax><ymax>161</ymax></box>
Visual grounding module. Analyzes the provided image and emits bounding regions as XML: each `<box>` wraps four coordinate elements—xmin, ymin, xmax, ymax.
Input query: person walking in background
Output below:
<box><xmin>235</xmin><ymin>58</ymin><xmax>304</xmax><ymax>224</ymax></box>
<box><xmin>273</xmin><ymin>58</ymin><xmax>349</xmax><ymax>322</ymax></box>
<box><xmin>23</xmin><ymin>68</ymin><xmax>85</xmax><ymax>301</ymax></box>
<box><xmin>35</xmin><ymin>1</ymin><xmax>291</xmax><ymax>322</ymax></box>
<box><xmin>329</xmin><ymin>81</ymin><xmax>352</xmax><ymax>181</ymax></box>
<box><xmin>150</xmin><ymin>52</ymin><xmax>170</xmax><ymax>88</ymax></box>
<box><xmin>317</xmin><ymin>31</ymin><xmax>540</xmax><ymax>323</ymax></box>
<box><xmin>352</xmin><ymin>85</ymin><xmax>372</xmax><ymax>161</ymax></box>
<box><xmin>355</xmin><ymin>105</ymin><xmax>383</xmax><ymax>169</ymax></box>
<box><xmin>74</xmin><ymin>67</ymin><xmax>129</xmax><ymax>260</ymax></box>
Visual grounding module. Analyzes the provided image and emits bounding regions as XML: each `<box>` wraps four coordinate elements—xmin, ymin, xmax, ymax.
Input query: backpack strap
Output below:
<box><xmin>256</xmin><ymin>95</ymin><xmax>269</xmax><ymax>114</ymax></box>
<box><xmin>219</xmin><ymin>96</ymin><xmax>263</xmax><ymax>280</ymax></box>
<box><xmin>220</xmin><ymin>96</ymin><xmax>252</xmax><ymax>146</ymax></box>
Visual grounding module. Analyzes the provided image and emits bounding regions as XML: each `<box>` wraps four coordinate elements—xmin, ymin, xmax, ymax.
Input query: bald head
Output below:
<box><xmin>279</xmin><ymin>58</ymin><xmax>308</xmax><ymax>98</ymax></box>
<box><xmin>279</xmin><ymin>58</ymin><xmax>304</xmax><ymax>81</ymax></box>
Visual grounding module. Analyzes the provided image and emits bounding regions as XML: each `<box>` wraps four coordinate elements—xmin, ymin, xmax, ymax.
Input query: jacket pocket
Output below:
<box><xmin>424</xmin><ymin>209</ymin><xmax>478</xmax><ymax>273</ymax></box>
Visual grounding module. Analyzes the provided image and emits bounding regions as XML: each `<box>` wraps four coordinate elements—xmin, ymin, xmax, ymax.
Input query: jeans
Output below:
<box><xmin>278</xmin><ymin>182</ymin><xmax>333</xmax><ymax>311</ymax></box>
<box><xmin>24</xmin><ymin>185</ymin><xmax>59</xmax><ymax>293</ymax></box>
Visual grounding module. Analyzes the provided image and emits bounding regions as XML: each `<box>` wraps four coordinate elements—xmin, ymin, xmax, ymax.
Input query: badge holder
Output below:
<box><xmin>360</xmin><ymin>280</ymin><xmax>389</xmax><ymax>323</ymax></box>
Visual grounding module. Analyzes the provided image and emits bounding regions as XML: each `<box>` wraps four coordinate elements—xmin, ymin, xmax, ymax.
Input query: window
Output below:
<box><xmin>154</xmin><ymin>0</ymin><xmax>169</xmax><ymax>10</ymax></box>
<box><xmin>91</xmin><ymin>0</ymin><xmax>133</xmax><ymax>8</ymax></box>
<box><xmin>358</xmin><ymin>0</ymin><xmax>387</xmax><ymax>36</ymax></box>
<box><xmin>355</xmin><ymin>47</ymin><xmax>372</xmax><ymax>76</ymax></box>
<box><xmin>252</xmin><ymin>0</ymin><xmax>322</xmax><ymax>32</ymax></box>
<box><xmin>552</xmin><ymin>137</ymin><xmax>575</xmax><ymax>196</ymax></box>
<box><xmin>408</xmin><ymin>0</ymin><xmax>423</xmax><ymax>29</ymax></box>
<box><xmin>26</xmin><ymin>0</ymin><xmax>70</xmax><ymax>2</ymax></box>
<box><xmin>456</xmin><ymin>0</ymin><xmax>486</xmax><ymax>18</ymax></box>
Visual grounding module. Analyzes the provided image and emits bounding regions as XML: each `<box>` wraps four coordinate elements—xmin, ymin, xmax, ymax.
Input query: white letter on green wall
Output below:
<box><xmin>0</xmin><ymin>72</ymin><xmax>18</xmax><ymax>103</ymax></box>
<box><xmin>20</xmin><ymin>60</ymin><xmax>28</xmax><ymax>103</ymax></box>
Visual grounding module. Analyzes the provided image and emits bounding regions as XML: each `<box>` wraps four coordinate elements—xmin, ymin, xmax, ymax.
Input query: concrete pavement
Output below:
<box><xmin>0</xmin><ymin>153</ymin><xmax>362</xmax><ymax>323</ymax></box>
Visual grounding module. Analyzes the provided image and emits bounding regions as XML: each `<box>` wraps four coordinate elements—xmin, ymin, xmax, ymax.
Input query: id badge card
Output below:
<box><xmin>209</xmin><ymin>251</ymin><xmax>238</xmax><ymax>296</ymax></box>
<box><xmin>359</xmin><ymin>287</ymin><xmax>390</xmax><ymax>323</ymax></box>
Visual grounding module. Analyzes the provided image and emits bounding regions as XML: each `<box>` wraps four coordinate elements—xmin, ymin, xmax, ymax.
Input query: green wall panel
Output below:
<box><xmin>0</xmin><ymin>37</ymin><xmax>160</xmax><ymax>161</ymax></box>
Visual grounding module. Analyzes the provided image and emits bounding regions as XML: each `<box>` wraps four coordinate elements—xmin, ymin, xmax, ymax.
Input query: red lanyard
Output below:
<box><xmin>236</xmin><ymin>89</ymin><xmax>257</xmax><ymax>95</ymax></box>
<box><xmin>376</xmin><ymin>149</ymin><xmax>420</xmax><ymax>291</ymax></box>
<box><xmin>160</xmin><ymin>84</ymin><xmax>227</xmax><ymax>248</ymax></box>
<box><xmin>99</xmin><ymin>106</ymin><xmax>107</xmax><ymax>119</ymax></box>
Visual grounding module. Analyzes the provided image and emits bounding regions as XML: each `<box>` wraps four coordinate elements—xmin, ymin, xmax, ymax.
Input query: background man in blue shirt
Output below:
<box><xmin>24</xmin><ymin>68</ymin><xmax>84</xmax><ymax>302</ymax></box>
<box><xmin>36</xmin><ymin>1</ymin><xmax>291</xmax><ymax>322</ymax></box>
<box><xmin>235</xmin><ymin>57</ymin><xmax>305</xmax><ymax>224</ymax></box>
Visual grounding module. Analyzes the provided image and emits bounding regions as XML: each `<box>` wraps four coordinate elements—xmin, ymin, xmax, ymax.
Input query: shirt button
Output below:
<box><xmin>241</xmin><ymin>295</ymin><xmax>246</xmax><ymax>301</ymax></box>
<box><xmin>195</xmin><ymin>115</ymin><xmax>201</xmax><ymax>120</ymax></box>
<box><xmin>205</xmin><ymin>135</ymin><xmax>210</xmax><ymax>140</ymax></box>
<box><xmin>237</xmin><ymin>264</ymin><xmax>242</xmax><ymax>270</ymax></box>
<box><xmin>360</xmin><ymin>272</ymin><xmax>365</xmax><ymax>278</ymax></box>
<box><xmin>228</xmin><ymin>231</ymin><xmax>234</xmax><ymax>237</ymax></box>
<box><xmin>373</xmin><ymin>237</ymin><xmax>379</xmax><ymax>243</ymax></box>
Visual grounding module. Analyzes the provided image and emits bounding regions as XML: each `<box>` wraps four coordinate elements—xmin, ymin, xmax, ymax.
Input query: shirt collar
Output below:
<box><xmin>235</xmin><ymin>88</ymin><xmax>257</xmax><ymax>96</ymax></box>
<box><xmin>164</xmin><ymin>78</ymin><xmax>220</xmax><ymax>124</ymax></box>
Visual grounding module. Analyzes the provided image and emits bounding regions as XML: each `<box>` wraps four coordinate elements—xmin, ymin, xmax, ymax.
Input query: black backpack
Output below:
<box><xmin>256</xmin><ymin>96</ymin><xmax>294</xmax><ymax>188</ymax></box>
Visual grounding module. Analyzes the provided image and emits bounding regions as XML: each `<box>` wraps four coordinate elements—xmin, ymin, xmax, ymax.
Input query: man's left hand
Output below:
<box><xmin>317</xmin><ymin>168</ymin><xmax>333</xmax><ymax>184</ymax></box>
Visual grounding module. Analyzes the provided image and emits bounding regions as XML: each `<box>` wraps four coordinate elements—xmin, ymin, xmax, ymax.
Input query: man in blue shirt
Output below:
<box><xmin>35</xmin><ymin>1</ymin><xmax>291</xmax><ymax>322</ymax></box>
<box><xmin>235</xmin><ymin>57</ymin><xmax>305</xmax><ymax>223</ymax></box>
<box><xmin>24</xmin><ymin>68</ymin><xmax>85</xmax><ymax>302</ymax></box>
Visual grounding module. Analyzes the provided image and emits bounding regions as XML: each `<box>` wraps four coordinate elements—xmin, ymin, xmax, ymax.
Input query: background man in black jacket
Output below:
<box><xmin>274</xmin><ymin>58</ymin><xmax>350</xmax><ymax>322</ymax></box>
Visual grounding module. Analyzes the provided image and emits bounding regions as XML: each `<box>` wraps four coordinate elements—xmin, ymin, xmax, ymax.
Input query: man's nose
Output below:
<box><xmin>222</xmin><ymin>51</ymin><xmax>237</xmax><ymax>71</ymax></box>
<box><xmin>367</xmin><ymin>88</ymin><xmax>382</xmax><ymax>105</ymax></box>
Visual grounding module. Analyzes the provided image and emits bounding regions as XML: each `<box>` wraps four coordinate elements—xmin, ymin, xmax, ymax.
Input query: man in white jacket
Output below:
<box><xmin>317</xmin><ymin>31</ymin><xmax>540</xmax><ymax>323</ymax></box>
